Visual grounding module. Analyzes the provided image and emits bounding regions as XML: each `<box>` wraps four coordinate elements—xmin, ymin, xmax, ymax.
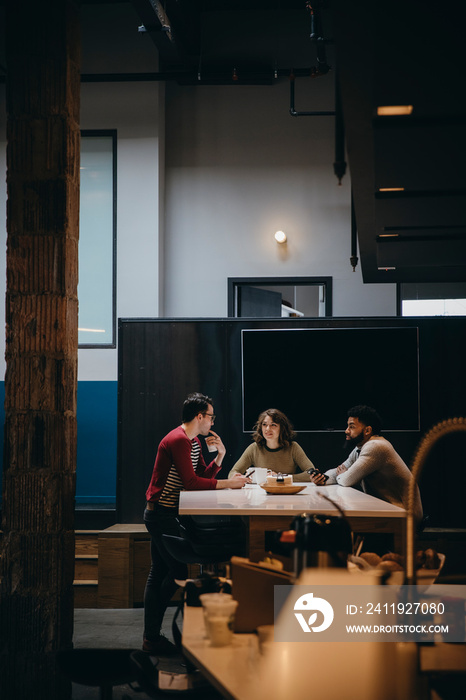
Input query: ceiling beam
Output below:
<box><xmin>130</xmin><ymin>0</ymin><xmax>188</xmax><ymax>67</ymax></box>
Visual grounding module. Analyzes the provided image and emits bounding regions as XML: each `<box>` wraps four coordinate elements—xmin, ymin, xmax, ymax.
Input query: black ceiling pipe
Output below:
<box><xmin>333</xmin><ymin>72</ymin><xmax>346</xmax><ymax>185</ymax></box>
<box><xmin>350</xmin><ymin>192</ymin><xmax>359</xmax><ymax>272</ymax></box>
<box><xmin>76</xmin><ymin>66</ymin><xmax>333</xmax><ymax>87</ymax></box>
<box><xmin>307</xmin><ymin>1</ymin><xmax>331</xmax><ymax>75</ymax></box>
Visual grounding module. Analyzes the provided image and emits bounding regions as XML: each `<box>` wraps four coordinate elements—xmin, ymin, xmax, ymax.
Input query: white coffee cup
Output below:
<box><xmin>206</xmin><ymin>434</ymin><xmax>218</xmax><ymax>452</ymax></box>
<box><xmin>253</xmin><ymin>467</ymin><xmax>268</xmax><ymax>484</ymax></box>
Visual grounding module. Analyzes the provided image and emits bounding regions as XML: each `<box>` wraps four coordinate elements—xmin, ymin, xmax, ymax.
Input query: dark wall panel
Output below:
<box><xmin>117</xmin><ymin>320</ymin><xmax>229</xmax><ymax>522</ymax></box>
<box><xmin>118</xmin><ymin>317</ymin><xmax>466</xmax><ymax>526</ymax></box>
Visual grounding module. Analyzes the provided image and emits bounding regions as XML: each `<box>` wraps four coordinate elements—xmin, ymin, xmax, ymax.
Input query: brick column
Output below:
<box><xmin>0</xmin><ymin>2</ymin><xmax>80</xmax><ymax>697</ymax></box>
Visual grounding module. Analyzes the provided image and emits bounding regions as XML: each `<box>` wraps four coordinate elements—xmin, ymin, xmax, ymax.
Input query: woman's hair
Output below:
<box><xmin>252</xmin><ymin>408</ymin><xmax>296</xmax><ymax>448</ymax></box>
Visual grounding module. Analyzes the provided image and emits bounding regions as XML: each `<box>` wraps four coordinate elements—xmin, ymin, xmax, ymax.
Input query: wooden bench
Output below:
<box><xmin>74</xmin><ymin>530</ymin><xmax>100</xmax><ymax>608</ymax></box>
<box><xmin>97</xmin><ymin>524</ymin><xmax>151</xmax><ymax>609</ymax></box>
<box><xmin>79</xmin><ymin>524</ymin><xmax>201</xmax><ymax>609</ymax></box>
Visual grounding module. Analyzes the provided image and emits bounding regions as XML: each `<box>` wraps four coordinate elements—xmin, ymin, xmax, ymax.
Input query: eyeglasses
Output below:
<box><xmin>203</xmin><ymin>412</ymin><xmax>216</xmax><ymax>422</ymax></box>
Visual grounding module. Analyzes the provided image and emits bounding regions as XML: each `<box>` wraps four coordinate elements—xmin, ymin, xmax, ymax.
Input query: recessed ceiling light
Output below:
<box><xmin>378</xmin><ymin>187</ymin><xmax>405</xmax><ymax>192</ymax></box>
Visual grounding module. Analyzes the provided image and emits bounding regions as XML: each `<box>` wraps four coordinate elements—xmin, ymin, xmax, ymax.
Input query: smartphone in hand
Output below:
<box><xmin>307</xmin><ymin>467</ymin><xmax>329</xmax><ymax>483</ymax></box>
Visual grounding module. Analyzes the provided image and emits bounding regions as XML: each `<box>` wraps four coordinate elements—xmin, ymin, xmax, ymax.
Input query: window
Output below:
<box><xmin>228</xmin><ymin>277</ymin><xmax>332</xmax><ymax>318</ymax></box>
<box><xmin>398</xmin><ymin>283</ymin><xmax>466</xmax><ymax>317</ymax></box>
<box><xmin>79</xmin><ymin>130</ymin><xmax>117</xmax><ymax>347</ymax></box>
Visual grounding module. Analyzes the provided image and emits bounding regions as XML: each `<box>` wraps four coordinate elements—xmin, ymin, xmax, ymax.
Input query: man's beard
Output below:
<box><xmin>342</xmin><ymin>430</ymin><xmax>364</xmax><ymax>453</ymax></box>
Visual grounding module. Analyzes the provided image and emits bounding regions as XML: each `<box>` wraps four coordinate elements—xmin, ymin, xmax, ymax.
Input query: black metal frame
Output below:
<box><xmin>227</xmin><ymin>276</ymin><xmax>333</xmax><ymax>318</ymax></box>
<box><xmin>79</xmin><ymin>129</ymin><xmax>117</xmax><ymax>349</ymax></box>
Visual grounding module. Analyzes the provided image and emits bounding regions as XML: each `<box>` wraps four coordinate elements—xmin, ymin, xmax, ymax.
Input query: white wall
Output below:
<box><xmin>0</xmin><ymin>72</ymin><xmax>398</xmax><ymax>384</ymax></box>
<box><xmin>163</xmin><ymin>80</ymin><xmax>396</xmax><ymax>318</ymax></box>
<box><xmin>0</xmin><ymin>80</ymin><xmax>162</xmax><ymax>382</ymax></box>
<box><xmin>78</xmin><ymin>81</ymin><xmax>163</xmax><ymax>380</ymax></box>
<box><xmin>78</xmin><ymin>2</ymin><xmax>163</xmax><ymax>380</ymax></box>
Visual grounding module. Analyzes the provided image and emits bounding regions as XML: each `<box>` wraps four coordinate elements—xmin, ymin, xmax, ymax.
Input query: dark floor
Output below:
<box><xmin>72</xmin><ymin>605</ymin><xmax>220</xmax><ymax>699</ymax></box>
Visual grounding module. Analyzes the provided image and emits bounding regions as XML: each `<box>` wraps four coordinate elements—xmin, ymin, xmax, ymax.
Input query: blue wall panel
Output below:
<box><xmin>76</xmin><ymin>381</ymin><xmax>118</xmax><ymax>503</ymax></box>
<box><xmin>0</xmin><ymin>382</ymin><xmax>4</xmax><ymax>490</ymax></box>
<box><xmin>0</xmin><ymin>380</ymin><xmax>118</xmax><ymax>505</ymax></box>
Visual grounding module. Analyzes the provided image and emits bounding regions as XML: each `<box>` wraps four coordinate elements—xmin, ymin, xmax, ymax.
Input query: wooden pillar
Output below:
<box><xmin>0</xmin><ymin>2</ymin><xmax>80</xmax><ymax>697</ymax></box>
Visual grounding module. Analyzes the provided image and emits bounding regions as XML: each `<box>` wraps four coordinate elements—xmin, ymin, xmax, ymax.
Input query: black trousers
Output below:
<box><xmin>143</xmin><ymin>504</ymin><xmax>188</xmax><ymax>642</ymax></box>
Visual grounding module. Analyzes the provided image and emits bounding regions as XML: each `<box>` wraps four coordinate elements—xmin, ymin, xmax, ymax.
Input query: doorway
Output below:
<box><xmin>227</xmin><ymin>277</ymin><xmax>332</xmax><ymax>317</ymax></box>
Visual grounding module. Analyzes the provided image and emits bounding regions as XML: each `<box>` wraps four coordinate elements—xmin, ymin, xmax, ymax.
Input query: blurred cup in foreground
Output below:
<box><xmin>200</xmin><ymin>593</ymin><xmax>238</xmax><ymax>647</ymax></box>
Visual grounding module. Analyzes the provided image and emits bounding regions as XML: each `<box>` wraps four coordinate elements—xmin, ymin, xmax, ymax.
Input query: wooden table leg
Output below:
<box><xmin>347</xmin><ymin>516</ymin><xmax>406</xmax><ymax>557</ymax></box>
<box><xmin>248</xmin><ymin>515</ymin><xmax>295</xmax><ymax>562</ymax></box>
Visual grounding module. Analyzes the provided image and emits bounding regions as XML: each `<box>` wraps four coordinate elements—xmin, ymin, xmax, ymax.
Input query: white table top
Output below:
<box><xmin>179</xmin><ymin>483</ymin><xmax>406</xmax><ymax>519</ymax></box>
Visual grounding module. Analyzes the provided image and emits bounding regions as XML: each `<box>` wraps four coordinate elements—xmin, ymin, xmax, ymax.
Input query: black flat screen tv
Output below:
<box><xmin>241</xmin><ymin>327</ymin><xmax>420</xmax><ymax>432</ymax></box>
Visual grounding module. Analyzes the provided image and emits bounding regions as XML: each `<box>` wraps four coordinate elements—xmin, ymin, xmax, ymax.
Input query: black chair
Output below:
<box><xmin>160</xmin><ymin>516</ymin><xmax>245</xmax><ymax>682</ymax></box>
<box><xmin>56</xmin><ymin>648</ymin><xmax>137</xmax><ymax>700</ymax></box>
<box><xmin>162</xmin><ymin>514</ymin><xmax>247</xmax><ymax>571</ymax></box>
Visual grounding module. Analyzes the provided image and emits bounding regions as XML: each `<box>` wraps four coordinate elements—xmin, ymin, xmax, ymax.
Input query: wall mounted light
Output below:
<box><xmin>377</xmin><ymin>105</ymin><xmax>413</xmax><ymax>116</ymax></box>
<box><xmin>274</xmin><ymin>230</ymin><xmax>287</xmax><ymax>244</ymax></box>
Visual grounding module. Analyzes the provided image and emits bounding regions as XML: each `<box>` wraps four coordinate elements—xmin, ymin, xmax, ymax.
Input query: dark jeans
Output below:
<box><xmin>143</xmin><ymin>504</ymin><xmax>188</xmax><ymax>642</ymax></box>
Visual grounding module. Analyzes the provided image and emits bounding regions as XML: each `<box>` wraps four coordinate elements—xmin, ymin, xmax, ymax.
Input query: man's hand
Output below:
<box><xmin>216</xmin><ymin>475</ymin><xmax>249</xmax><ymax>489</ymax></box>
<box><xmin>309</xmin><ymin>471</ymin><xmax>327</xmax><ymax>485</ymax></box>
<box><xmin>336</xmin><ymin>464</ymin><xmax>348</xmax><ymax>475</ymax></box>
<box><xmin>233</xmin><ymin>473</ymin><xmax>252</xmax><ymax>483</ymax></box>
<box><xmin>206</xmin><ymin>430</ymin><xmax>226</xmax><ymax>464</ymax></box>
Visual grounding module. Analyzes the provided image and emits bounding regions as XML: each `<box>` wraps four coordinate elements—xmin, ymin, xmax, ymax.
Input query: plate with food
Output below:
<box><xmin>260</xmin><ymin>484</ymin><xmax>306</xmax><ymax>495</ymax></box>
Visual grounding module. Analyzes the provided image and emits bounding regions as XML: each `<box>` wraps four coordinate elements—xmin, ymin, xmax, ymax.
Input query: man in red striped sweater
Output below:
<box><xmin>143</xmin><ymin>392</ymin><xmax>248</xmax><ymax>655</ymax></box>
